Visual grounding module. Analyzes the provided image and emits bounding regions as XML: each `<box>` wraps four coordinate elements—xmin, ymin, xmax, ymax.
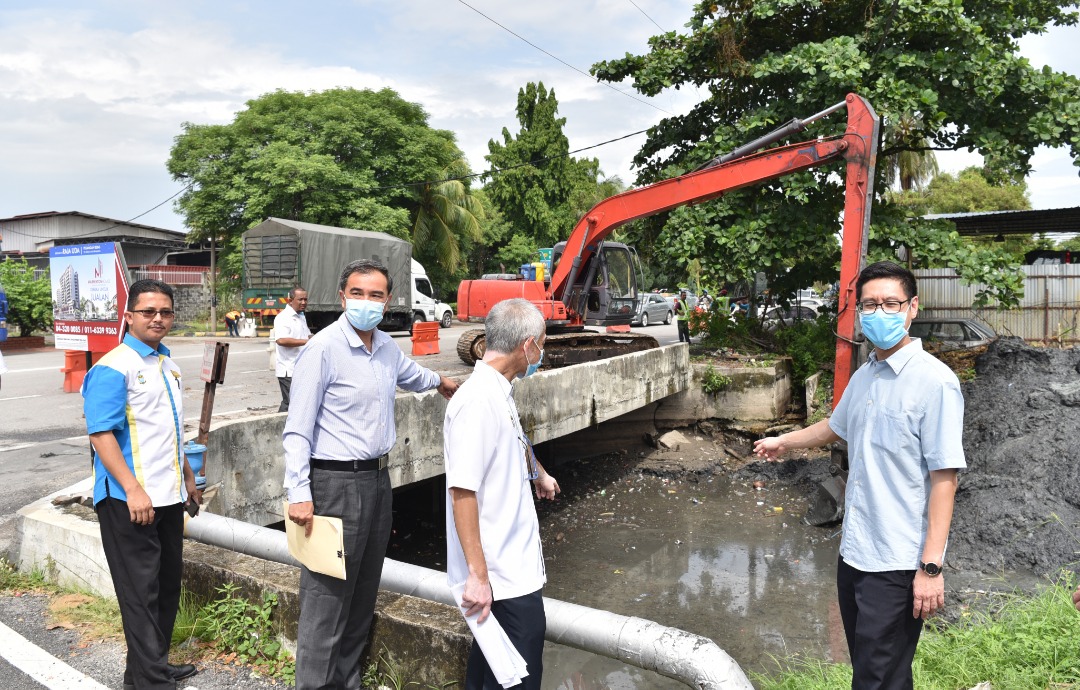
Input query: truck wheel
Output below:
<box><xmin>440</xmin><ymin>311</ymin><xmax>453</xmax><ymax>328</ymax></box>
<box><xmin>664</xmin><ymin>311</ymin><xmax>672</xmax><ymax>325</ymax></box>
<box><xmin>457</xmin><ymin>329</ymin><xmax>486</xmax><ymax>365</ymax></box>
<box><xmin>640</xmin><ymin>312</ymin><xmax>649</xmax><ymax>327</ymax></box>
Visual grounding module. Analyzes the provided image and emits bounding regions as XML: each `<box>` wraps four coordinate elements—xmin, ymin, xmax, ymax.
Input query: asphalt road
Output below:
<box><xmin>0</xmin><ymin>317</ymin><xmax>681</xmax><ymax>689</ymax></box>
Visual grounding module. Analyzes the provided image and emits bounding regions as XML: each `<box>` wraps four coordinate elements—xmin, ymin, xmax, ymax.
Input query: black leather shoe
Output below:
<box><xmin>169</xmin><ymin>663</ymin><xmax>198</xmax><ymax>681</ymax></box>
<box><xmin>123</xmin><ymin>663</ymin><xmax>197</xmax><ymax>689</ymax></box>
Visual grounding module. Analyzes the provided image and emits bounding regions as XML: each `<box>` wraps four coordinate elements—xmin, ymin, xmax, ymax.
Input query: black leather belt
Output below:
<box><xmin>311</xmin><ymin>455</ymin><xmax>388</xmax><ymax>472</ymax></box>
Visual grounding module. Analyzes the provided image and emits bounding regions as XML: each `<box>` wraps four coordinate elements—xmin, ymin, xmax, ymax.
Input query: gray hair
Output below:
<box><xmin>338</xmin><ymin>259</ymin><xmax>393</xmax><ymax>293</ymax></box>
<box><xmin>485</xmin><ymin>299</ymin><xmax>545</xmax><ymax>354</ymax></box>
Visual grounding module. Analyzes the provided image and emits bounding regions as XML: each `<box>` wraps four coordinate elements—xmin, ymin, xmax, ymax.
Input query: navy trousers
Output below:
<box><xmin>465</xmin><ymin>589</ymin><xmax>545</xmax><ymax>690</ymax></box>
<box><xmin>836</xmin><ymin>555</ymin><xmax>924</xmax><ymax>690</ymax></box>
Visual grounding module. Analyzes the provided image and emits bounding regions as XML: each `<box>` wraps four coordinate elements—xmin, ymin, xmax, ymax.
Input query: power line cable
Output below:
<box><xmin>455</xmin><ymin>0</ymin><xmax>673</xmax><ymax>116</ymax></box>
<box><xmin>7</xmin><ymin>128</ymin><xmax>651</xmax><ymax>241</ymax></box>
<box><xmin>626</xmin><ymin>0</ymin><xmax>665</xmax><ymax>31</ymax></box>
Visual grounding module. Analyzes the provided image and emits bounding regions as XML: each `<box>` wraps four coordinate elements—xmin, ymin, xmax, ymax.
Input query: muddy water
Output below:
<box><xmin>390</xmin><ymin>451</ymin><xmax>846</xmax><ymax>689</ymax></box>
<box><xmin>534</xmin><ymin>459</ymin><xmax>843</xmax><ymax>688</ymax></box>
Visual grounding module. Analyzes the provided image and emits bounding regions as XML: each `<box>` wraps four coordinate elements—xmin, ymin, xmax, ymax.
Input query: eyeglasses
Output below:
<box><xmin>519</xmin><ymin>435</ymin><xmax>539</xmax><ymax>481</ymax></box>
<box><xmin>857</xmin><ymin>299</ymin><xmax>910</xmax><ymax>315</ymax></box>
<box><xmin>129</xmin><ymin>309</ymin><xmax>176</xmax><ymax>319</ymax></box>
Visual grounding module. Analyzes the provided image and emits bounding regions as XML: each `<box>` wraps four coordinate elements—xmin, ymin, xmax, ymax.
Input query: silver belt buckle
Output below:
<box><xmin>378</xmin><ymin>454</ymin><xmax>389</xmax><ymax>470</ymax></box>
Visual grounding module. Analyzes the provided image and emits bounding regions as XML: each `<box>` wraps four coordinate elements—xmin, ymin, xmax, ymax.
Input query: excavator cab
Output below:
<box><xmin>552</xmin><ymin>241</ymin><xmax>639</xmax><ymax>328</ymax></box>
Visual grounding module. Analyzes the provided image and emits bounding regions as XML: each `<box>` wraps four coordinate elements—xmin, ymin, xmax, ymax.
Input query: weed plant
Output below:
<box><xmin>753</xmin><ymin>576</ymin><xmax>1080</xmax><ymax>690</ymax></box>
<box><xmin>701</xmin><ymin>365</ymin><xmax>732</xmax><ymax>394</ymax></box>
<box><xmin>202</xmin><ymin>583</ymin><xmax>294</xmax><ymax>684</ymax></box>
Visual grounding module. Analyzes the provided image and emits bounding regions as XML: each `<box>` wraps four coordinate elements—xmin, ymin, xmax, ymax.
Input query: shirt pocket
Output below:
<box><xmin>869</xmin><ymin>405</ymin><xmax>917</xmax><ymax>458</ymax></box>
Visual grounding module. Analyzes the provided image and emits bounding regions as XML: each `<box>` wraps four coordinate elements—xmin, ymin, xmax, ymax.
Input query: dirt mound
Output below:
<box><xmin>947</xmin><ymin>337</ymin><xmax>1080</xmax><ymax>576</ymax></box>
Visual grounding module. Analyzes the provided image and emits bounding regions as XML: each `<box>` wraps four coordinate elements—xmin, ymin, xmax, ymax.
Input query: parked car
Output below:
<box><xmin>909</xmin><ymin>318</ymin><xmax>996</xmax><ymax>351</ymax></box>
<box><xmin>762</xmin><ymin>304</ymin><xmax>822</xmax><ymax>331</ymax></box>
<box><xmin>435</xmin><ymin>301</ymin><xmax>454</xmax><ymax>328</ymax></box>
<box><xmin>633</xmin><ymin>292</ymin><xmax>674</xmax><ymax>327</ymax></box>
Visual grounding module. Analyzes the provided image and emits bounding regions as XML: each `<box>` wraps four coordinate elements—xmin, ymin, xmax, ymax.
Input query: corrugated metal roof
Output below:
<box><xmin>923</xmin><ymin>206</ymin><xmax>1080</xmax><ymax>236</ymax></box>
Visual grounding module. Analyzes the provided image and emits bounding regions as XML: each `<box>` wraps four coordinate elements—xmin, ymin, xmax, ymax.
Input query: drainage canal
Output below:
<box><xmin>389</xmin><ymin>423</ymin><xmax>846</xmax><ymax>687</ymax></box>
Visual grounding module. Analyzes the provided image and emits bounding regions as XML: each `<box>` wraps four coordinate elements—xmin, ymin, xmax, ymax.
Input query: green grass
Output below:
<box><xmin>753</xmin><ymin>576</ymin><xmax>1080</xmax><ymax>690</ymax></box>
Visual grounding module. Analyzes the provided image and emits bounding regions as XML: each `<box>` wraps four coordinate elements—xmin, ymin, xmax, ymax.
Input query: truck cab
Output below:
<box><xmin>410</xmin><ymin>260</ymin><xmax>454</xmax><ymax>328</ymax></box>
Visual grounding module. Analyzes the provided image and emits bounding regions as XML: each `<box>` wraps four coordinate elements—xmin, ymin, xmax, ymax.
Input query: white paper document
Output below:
<box><xmin>450</xmin><ymin>582</ymin><xmax>529</xmax><ymax>688</ymax></box>
<box><xmin>283</xmin><ymin>502</ymin><xmax>347</xmax><ymax>580</ymax></box>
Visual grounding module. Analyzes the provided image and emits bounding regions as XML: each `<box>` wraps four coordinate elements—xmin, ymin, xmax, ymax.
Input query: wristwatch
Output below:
<box><xmin>919</xmin><ymin>560</ymin><xmax>942</xmax><ymax>577</ymax></box>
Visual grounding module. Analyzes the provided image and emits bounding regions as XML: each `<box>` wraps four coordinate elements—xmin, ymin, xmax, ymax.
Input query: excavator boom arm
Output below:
<box><xmin>547</xmin><ymin>93</ymin><xmax>879</xmax><ymax>404</ymax></box>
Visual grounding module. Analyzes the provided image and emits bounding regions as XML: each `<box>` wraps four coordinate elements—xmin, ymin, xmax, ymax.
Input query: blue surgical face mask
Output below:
<box><xmin>524</xmin><ymin>340</ymin><xmax>544</xmax><ymax>377</ymax></box>
<box><xmin>859</xmin><ymin>309</ymin><xmax>910</xmax><ymax>350</ymax></box>
<box><xmin>344</xmin><ymin>298</ymin><xmax>385</xmax><ymax>332</ymax></box>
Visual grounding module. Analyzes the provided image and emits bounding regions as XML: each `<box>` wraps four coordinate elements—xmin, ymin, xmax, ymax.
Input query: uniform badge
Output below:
<box><xmin>137</xmin><ymin>372</ymin><xmax>146</xmax><ymax>384</ymax></box>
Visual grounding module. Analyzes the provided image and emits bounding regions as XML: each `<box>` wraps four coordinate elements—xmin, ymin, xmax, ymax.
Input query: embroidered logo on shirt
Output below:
<box><xmin>137</xmin><ymin>372</ymin><xmax>146</xmax><ymax>384</ymax></box>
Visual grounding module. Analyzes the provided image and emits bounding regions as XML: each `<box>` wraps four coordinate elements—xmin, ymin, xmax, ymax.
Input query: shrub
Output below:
<box><xmin>0</xmin><ymin>259</ymin><xmax>53</xmax><ymax>336</ymax></box>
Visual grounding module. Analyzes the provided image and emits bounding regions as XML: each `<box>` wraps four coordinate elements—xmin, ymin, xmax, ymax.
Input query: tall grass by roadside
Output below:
<box><xmin>753</xmin><ymin>575</ymin><xmax>1080</xmax><ymax>690</ymax></box>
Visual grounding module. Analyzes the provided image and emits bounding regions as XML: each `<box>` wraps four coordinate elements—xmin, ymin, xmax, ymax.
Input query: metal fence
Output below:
<box><xmin>129</xmin><ymin>266</ymin><xmax>209</xmax><ymax>286</ymax></box>
<box><xmin>915</xmin><ymin>265</ymin><xmax>1080</xmax><ymax>344</ymax></box>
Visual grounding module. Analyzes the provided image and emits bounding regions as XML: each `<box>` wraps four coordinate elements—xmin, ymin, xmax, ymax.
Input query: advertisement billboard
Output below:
<box><xmin>49</xmin><ymin>243</ymin><xmax>131</xmax><ymax>352</ymax></box>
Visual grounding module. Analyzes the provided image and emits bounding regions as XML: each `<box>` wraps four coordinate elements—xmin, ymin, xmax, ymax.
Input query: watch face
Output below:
<box><xmin>922</xmin><ymin>561</ymin><xmax>942</xmax><ymax>576</ymax></box>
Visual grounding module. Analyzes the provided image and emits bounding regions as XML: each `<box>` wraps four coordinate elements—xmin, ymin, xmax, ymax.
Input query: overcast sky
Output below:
<box><xmin>1</xmin><ymin>1</ymin><xmax>1077</xmax><ymax>235</ymax></box>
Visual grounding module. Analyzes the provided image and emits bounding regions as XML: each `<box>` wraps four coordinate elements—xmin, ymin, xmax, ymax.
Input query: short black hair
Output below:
<box><xmin>288</xmin><ymin>286</ymin><xmax>307</xmax><ymax>299</ymax></box>
<box><xmin>338</xmin><ymin>259</ymin><xmax>392</xmax><ymax>294</ymax></box>
<box><xmin>856</xmin><ymin>261</ymin><xmax>917</xmax><ymax>301</ymax></box>
<box><xmin>128</xmin><ymin>279</ymin><xmax>174</xmax><ymax>309</ymax></box>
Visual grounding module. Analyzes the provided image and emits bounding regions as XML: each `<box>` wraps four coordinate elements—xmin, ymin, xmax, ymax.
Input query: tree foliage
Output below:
<box><xmin>593</xmin><ymin>0</ymin><xmax>1080</xmax><ymax>307</ymax></box>
<box><xmin>925</xmin><ymin>167</ymin><xmax>1032</xmax><ymax>214</ymax></box>
<box><xmin>484</xmin><ymin>83</ymin><xmax>608</xmax><ymax>251</ymax></box>
<box><xmin>0</xmin><ymin>259</ymin><xmax>53</xmax><ymax>336</ymax></box>
<box><xmin>167</xmin><ymin>88</ymin><xmax>477</xmax><ymax>278</ymax></box>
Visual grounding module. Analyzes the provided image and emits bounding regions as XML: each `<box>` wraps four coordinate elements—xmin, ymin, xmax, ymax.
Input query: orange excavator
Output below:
<box><xmin>457</xmin><ymin>93</ymin><xmax>879</xmax><ymax>407</ymax></box>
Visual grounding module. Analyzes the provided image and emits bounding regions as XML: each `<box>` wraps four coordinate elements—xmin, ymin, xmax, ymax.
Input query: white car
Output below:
<box><xmin>435</xmin><ymin>301</ymin><xmax>455</xmax><ymax>328</ymax></box>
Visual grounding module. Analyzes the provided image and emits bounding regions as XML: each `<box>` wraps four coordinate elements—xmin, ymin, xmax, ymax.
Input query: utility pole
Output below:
<box><xmin>209</xmin><ymin>234</ymin><xmax>217</xmax><ymax>334</ymax></box>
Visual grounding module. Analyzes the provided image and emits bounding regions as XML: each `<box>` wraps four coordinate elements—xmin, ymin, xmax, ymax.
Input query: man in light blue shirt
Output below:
<box><xmin>283</xmin><ymin>259</ymin><xmax>457</xmax><ymax>690</ymax></box>
<box><xmin>755</xmin><ymin>261</ymin><xmax>965</xmax><ymax>689</ymax></box>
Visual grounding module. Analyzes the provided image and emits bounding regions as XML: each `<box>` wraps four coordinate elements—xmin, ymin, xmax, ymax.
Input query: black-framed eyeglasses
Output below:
<box><xmin>129</xmin><ymin>309</ymin><xmax>176</xmax><ymax>319</ymax></box>
<box><xmin>857</xmin><ymin>299</ymin><xmax>910</xmax><ymax>315</ymax></box>
<box><xmin>519</xmin><ymin>435</ymin><xmax>539</xmax><ymax>481</ymax></box>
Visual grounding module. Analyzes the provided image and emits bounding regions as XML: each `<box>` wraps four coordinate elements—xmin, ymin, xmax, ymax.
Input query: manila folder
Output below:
<box><xmin>284</xmin><ymin>502</ymin><xmax>347</xmax><ymax>580</ymax></box>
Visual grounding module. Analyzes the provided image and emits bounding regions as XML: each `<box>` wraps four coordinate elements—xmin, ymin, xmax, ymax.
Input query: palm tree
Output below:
<box><xmin>412</xmin><ymin>159</ymin><xmax>485</xmax><ymax>274</ymax></box>
<box><xmin>882</xmin><ymin>113</ymin><xmax>939</xmax><ymax>192</ymax></box>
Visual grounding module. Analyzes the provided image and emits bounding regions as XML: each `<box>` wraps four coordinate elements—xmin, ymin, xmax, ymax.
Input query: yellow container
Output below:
<box><xmin>532</xmin><ymin>262</ymin><xmax>545</xmax><ymax>281</ymax></box>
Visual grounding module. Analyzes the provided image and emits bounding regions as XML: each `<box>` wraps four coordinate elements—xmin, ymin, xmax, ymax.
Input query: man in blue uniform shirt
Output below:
<box><xmin>83</xmin><ymin>279</ymin><xmax>201</xmax><ymax>690</ymax></box>
<box><xmin>754</xmin><ymin>261</ymin><xmax>965</xmax><ymax>689</ymax></box>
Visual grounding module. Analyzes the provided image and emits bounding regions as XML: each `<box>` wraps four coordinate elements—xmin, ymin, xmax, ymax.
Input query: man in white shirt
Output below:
<box><xmin>273</xmin><ymin>287</ymin><xmax>310</xmax><ymax>412</ymax></box>
<box><xmin>444</xmin><ymin>298</ymin><xmax>560</xmax><ymax>690</ymax></box>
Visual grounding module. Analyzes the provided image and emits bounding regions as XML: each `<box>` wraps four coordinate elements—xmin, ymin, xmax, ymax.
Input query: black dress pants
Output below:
<box><xmin>677</xmin><ymin>320</ymin><xmax>690</xmax><ymax>343</ymax></box>
<box><xmin>465</xmin><ymin>589</ymin><xmax>545</xmax><ymax>690</ymax></box>
<box><xmin>836</xmin><ymin>555</ymin><xmax>924</xmax><ymax>690</ymax></box>
<box><xmin>278</xmin><ymin>376</ymin><xmax>292</xmax><ymax>412</ymax></box>
<box><xmin>98</xmin><ymin>498</ymin><xmax>184</xmax><ymax>690</ymax></box>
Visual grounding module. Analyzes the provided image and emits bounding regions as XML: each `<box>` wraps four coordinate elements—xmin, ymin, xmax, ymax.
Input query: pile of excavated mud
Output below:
<box><xmin>947</xmin><ymin>337</ymin><xmax>1080</xmax><ymax>576</ymax></box>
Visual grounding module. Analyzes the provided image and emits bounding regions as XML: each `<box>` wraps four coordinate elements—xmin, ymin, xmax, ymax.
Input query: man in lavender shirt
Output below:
<box><xmin>283</xmin><ymin>259</ymin><xmax>457</xmax><ymax>690</ymax></box>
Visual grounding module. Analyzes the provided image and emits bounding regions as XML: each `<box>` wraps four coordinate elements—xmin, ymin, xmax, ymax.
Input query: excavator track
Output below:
<box><xmin>456</xmin><ymin>329</ymin><xmax>487</xmax><ymax>366</ymax></box>
<box><xmin>543</xmin><ymin>331</ymin><xmax>660</xmax><ymax>369</ymax></box>
<box><xmin>457</xmin><ymin>328</ymin><xmax>660</xmax><ymax>368</ymax></box>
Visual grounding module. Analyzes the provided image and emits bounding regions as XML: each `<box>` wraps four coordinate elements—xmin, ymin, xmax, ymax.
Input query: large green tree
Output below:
<box><xmin>167</xmin><ymin>88</ymin><xmax>477</xmax><ymax>278</ymax></box>
<box><xmin>593</xmin><ymin>0</ymin><xmax>1080</xmax><ymax>307</ymax></box>
<box><xmin>484</xmin><ymin>83</ymin><xmax>607</xmax><ymax>253</ymax></box>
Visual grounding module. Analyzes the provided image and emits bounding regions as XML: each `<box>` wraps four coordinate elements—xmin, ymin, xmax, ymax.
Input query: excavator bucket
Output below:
<box><xmin>803</xmin><ymin>475</ymin><xmax>846</xmax><ymax>527</ymax></box>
